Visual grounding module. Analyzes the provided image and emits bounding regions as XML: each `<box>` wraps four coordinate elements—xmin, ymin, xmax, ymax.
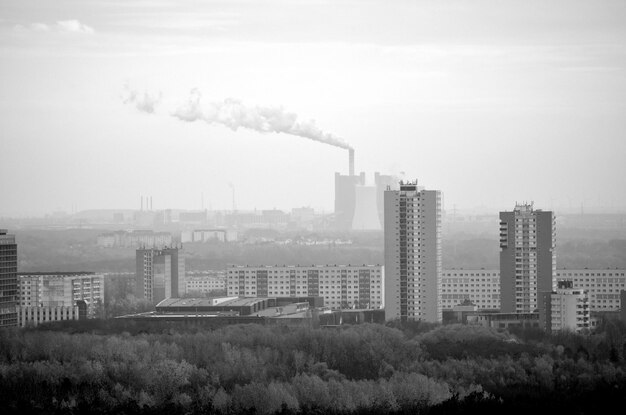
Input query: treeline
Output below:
<box><xmin>1</xmin><ymin>321</ymin><xmax>626</xmax><ymax>414</ymax></box>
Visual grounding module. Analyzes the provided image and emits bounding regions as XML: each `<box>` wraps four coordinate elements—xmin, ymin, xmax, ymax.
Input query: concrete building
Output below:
<box><xmin>555</xmin><ymin>269</ymin><xmax>625</xmax><ymax>312</ymax></box>
<box><xmin>441</xmin><ymin>269</ymin><xmax>500</xmax><ymax>311</ymax></box>
<box><xmin>384</xmin><ymin>180</ymin><xmax>442</xmax><ymax>322</ymax></box>
<box><xmin>540</xmin><ymin>281</ymin><xmax>590</xmax><ymax>333</ymax></box>
<box><xmin>186</xmin><ymin>272</ymin><xmax>226</xmax><ymax>294</ymax></box>
<box><xmin>17</xmin><ymin>272</ymin><xmax>104</xmax><ymax>318</ymax></box>
<box><xmin>469</xmin><ymin>312</ymin><xmax>539</xmax><ymax>329</ymax></box>
<box><xmin>0</xmin><ymin>229</ymin><xmax>18</xmax><ymax>328</ymax></box>
<box><xmin>226</xmin><ymin>264</ymin><xmax>383</xmax><ymax>310</ymax></box>
<box><xmin>135</xmin><ymin>246</ymin><xmax>185</xmax><ymax>303</ymax></box>
<box><xmin>17</xmin><ymin>301</ymin><xmax>87</xmax><ymax>327</ymax></box>
<box><xmin>499</xmin><ymin>203</ymin><xmax>556</xmax><ymax>313</ymax></box>
<box><xmin>439</xmin><ymin>268</ymin><xmax>625</xmax><ymax>314</ymax></box>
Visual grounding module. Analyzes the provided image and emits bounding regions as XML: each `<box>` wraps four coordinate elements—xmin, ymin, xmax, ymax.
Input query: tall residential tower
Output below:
<box><xmin>135</xmin><ymin>246</ymin><xmax>185</xmax><ymax>303</ymax></box>
<box><xmin>0</xmin><ymin>229</ymin><xmax>18</xmax><ymax>327</ymax></box>
<box><xmin>384</xmin><ymin>181</ymin><xmax>442</xmax><ymax>322</ymax></box>
<box><xmin>499</xmin><ymin>203</ymin><xmax>556</xmax><ymax>313</ymax></box>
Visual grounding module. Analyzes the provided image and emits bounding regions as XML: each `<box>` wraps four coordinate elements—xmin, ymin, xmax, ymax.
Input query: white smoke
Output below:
<box><xmin>124</xmin><ymin>85</ymin><xmax>351</xmax><ymax>150</ymax></box>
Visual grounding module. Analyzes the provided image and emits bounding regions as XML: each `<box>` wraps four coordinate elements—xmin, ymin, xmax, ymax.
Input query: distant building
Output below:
<box><xmin>0</xmin><ymin>229</ymin><xmax>18</xmax><ymax>328</ymax></box>
<box><xmin>135</xmin><ymin>247</ymin><xmax>185</xmax><ymax>303</ymax></box>
<box><xmin>540</xmin><ymin>281</ymin><xmax>590</xmax><ymax>333</ymax></box>
<box><xmin>186</xmin><ymin>272</ymin><xmax>226</xmax><ymax>294</ymax></box>
<box><xmin>17</xmin><ymin>301</ymin><xmax>87</xmax><ymax>327</ymax></box>
<box><xmin>555</xmin><ymin>269</ymin><xmax>625</xmax><ymax>312</ymax></box>
<box><xmin>352</xmin><ymin>185</ymin><xmax>381</xmax><ymax>230</ymax></box>
<box><xmin>97</xmin><ymin>230</ymin><xmax>172</xmax><ymax>248</ymax></box>
<box><xmin>334</xmin><ymin>172</ymin><xmax>365</xmax><ymax>230</ymax></box>
<box><xmin>17</xmin><ymin>272</ymin><xmax>104</xmax><ymax>319</ymax></box>
<box><xmin>181</xmin><ymin>229</ymin><xmax>237</xmax><ymax>243</ymax></box>
<box><xmin>441</xmin><ymin>269</ymin><xmax>500</xmax><ymax>311</ymax></box>
<box><xmin>469</xmin><ymin>312</ymin><xmax>539</xmax><ymax>329</ymax></box>
<box><xmin>499</xmin><ymin>203</ymin><xmax>555</xmax><ymax>313</ymax></box>
<box><xmin>440</xmin><ymin>268</ymin><xmax>625</xmax><ymax>314</ymax></box>
<box><xmin>384</xmin><ymin>180</ymin><xmax>442</xmax><ymax>322</ymax></box>
<box><xmin>226</xmin><ymin>264</ymin><xmax>383</xmax><ymax>310</ymax></box>
<box><xmin>375</xmin><ymin>172</ymin><xmax>399</xmax><ymax>228</ymax></box>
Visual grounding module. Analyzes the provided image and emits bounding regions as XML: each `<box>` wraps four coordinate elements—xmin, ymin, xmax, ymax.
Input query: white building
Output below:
<box><xmin>540</xmin><ymin>281</ymin><xmax>590</xmax><ymax>333</ymax></box>
<box><xmin>226</xmin><ymin>264</ymin><xmax>383</xmax><ymax>309</ymax></box>
<box><xmin>384</xmin><ymin>181</ymin><xmax>442</xmax><ymax>322</ymax></box>
<box><xmin>17</xmin><ymin>272</ymin><xmax>104</xmax><ymax>318</ymax></box>
<box><xmin>555</xmin><ymin>269</ymin><xmax>626</xmax><ymax>312</ymax></box>
<box><xmin>438</xmin><ymin>268</ymin><xmax>625</xmax><ymax>313</ymax></box>
<box><xmin>186</xmin><ymin>272</ymin><xmax>226</xmax><ymax>294</ymax></box>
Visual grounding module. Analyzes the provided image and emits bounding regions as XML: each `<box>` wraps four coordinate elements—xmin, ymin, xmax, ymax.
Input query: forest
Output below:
<box><xmin>1</xmin><ymin>320</ymin><xmax>626</xmax><ymax>414</ymax></box>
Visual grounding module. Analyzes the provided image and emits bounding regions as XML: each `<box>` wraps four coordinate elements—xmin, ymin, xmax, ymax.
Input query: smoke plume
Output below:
<box><xmin>124</xmin><ymin>85</ymin><xmax>351</xmax><ymax>150</ymax></box>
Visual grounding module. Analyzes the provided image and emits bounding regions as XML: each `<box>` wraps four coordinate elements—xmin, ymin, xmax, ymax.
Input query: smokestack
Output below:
<box><xmin>141</xmin><ymin>196</ymin><xmax>143</xmax><ymax>211</ymax></box>
<box><xmin>349</xmin><ymin>148</ymin><xmax>355</xmax><ymax>176</ymax></box>
<box><xmin>150</xmin><ymin>196</ymin><xmax>153</xmax><ymax>211</ymax></box>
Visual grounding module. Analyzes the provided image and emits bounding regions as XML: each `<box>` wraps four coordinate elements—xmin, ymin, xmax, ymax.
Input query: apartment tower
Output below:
<box><xmin>135</xmin><ymin>246</ymin><xmax>185</xmax><ymax>303</ymax></box>
<box><xmin>0</xmin><ymin>229</ymin><xmax>18</xmax><ymax>327</ymax></box>
<box><xmin>384</xmin><ymin>181</ymin><xmax>442</xmax><ymax>322</ymax></box>
<box><xmin>499</xmin><ymin>203</ymin><xmax>556</xmax><ymax>313</ymax></box>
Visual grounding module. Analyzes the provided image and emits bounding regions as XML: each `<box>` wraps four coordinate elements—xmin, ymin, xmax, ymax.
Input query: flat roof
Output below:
<box><xmin>157</xmin><ymin>297</ymin><xmax>274</xmax><ymax>308</ymax></box>
<box><xmin>228</xmin><ymin>264</ymin><xmax>382</xmax><ymax>269</ymax></box>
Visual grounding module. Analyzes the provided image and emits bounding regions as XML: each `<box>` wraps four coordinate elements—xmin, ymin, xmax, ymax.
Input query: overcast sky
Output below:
<box><xmin>1</xmin><ymin>0</ymin><xmax>625</xmax><ymax>216</ymax></box>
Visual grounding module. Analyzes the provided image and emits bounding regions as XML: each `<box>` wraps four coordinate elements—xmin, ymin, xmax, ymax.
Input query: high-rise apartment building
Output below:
<box><xmin>0</xmin><ymin>229</ymin><xmax>18</xmax><ymax>327</ymax></box>
<box><xmin>384</xmin><ymin>181</ymin><xmax>442</xmax><ymax>322</ymax></box>
<box><xmin>226</xmin><ymin>264</ymin><xmax>383</xmax><ymax>309</ymax></box>
<box><xmin>135</xmin><ymin>246</ymin><xmax>185</xmax><ymax>303</ymax></box>
<box><xmin>499</xmin><ymin>203</ymin><xmax>556</xmax><ymax>313</ymax></box>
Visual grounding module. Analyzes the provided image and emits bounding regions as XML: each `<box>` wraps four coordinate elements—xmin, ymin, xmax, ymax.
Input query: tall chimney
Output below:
<box><xmin>150</xmin><ymin>196</ymin><xmax>153</xmax><ymax>211</ymax></box>
<box><xmin>349</xmin><ymin>148</ymin><xmax>355</xmax><ymax>176</ymax></box>
<box><xmin>141</xmin><ymin>196</ymin><xmax>143</xmax><ymax>211</ymax></box>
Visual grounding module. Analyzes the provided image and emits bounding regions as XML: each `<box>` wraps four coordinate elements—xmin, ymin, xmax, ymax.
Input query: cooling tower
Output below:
<box><xmin>352</xmin><ymin>185</ymin><xmax>381</xmax><ymax>230</ymax></box>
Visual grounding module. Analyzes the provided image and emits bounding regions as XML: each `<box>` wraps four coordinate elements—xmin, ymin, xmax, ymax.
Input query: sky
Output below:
<box><xmin>1</xmin><ymin>0</ymin><xmax>625</xmax><ymax>216</ymax></box>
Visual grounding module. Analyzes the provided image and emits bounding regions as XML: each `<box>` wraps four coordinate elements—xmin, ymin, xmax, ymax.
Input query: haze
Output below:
<box><xmin>1</xmin><ymin>0</ymin><xmax>625</xmax><ymax>216</ymax></box>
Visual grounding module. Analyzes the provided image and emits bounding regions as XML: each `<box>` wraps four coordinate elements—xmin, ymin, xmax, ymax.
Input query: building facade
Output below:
<box><xmin>499</xmin><ymin>203</ymin><xmax>556</xmax><ymax>313</ymax></box>
<box><xmin>0</xmin><ymin>229</ymin><xmax>18</xmax><ymax>327</ymax></box>
<box><xmin>441</xmin><ymin>269</ymin><xmax>500</xmax><ymax>311</ymax></box>
<box><xmin>384</xmin><ymin>181</ymin><xmax>442</xmax><ymax>322</ymax></box>
<box><xmin>334</xmin><ymin>172</ymin><xmax>365</xmax><ymax>230</ymax></box>
<box><xmin>555</xmin><ymin>269</ymin><xmax>625</xmax><ymax>312</ymax></box>
<box><xmin>135</xmin><ymin>247</ymin><xmax>185</xmax><ymax>303</ymax></box>
<box><xmin>186</xmin><ymin>271</ymin><xmax>226</xmax><ymax>294</ymax></box>
<box><xmin>17</xmin><ymin>272</ymin><xmax>104</xmax><ymax>318</ymax></box>
<box><xmin>97</xmin><ymin>230</ymin><xmax>172</xmax><ymax>248</ymax></box>
<box><xmin>17</xmin><ymin>301</ymin><xmax>87</xmax><ymax>327</ymax></box>
<box><xmin>540</xmin><ymin>281</ymin><xmax>590</xmax><ymax>333</ymax></box>
<box><xmin>439</xmin><ymin>268</ymin><xmax>625</xmax><ymax>314</ymax></box>
<box><xmin>226</xmin><ymin>264</ymin><xmax>383</xmax><ymax>309</ymax></box>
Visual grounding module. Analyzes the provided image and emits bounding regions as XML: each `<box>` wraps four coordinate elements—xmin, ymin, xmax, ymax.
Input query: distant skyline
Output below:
<box><xmin>1</xmin><ymin>0</ymin><xmax>625</xmax><ymax>216</ymax></box>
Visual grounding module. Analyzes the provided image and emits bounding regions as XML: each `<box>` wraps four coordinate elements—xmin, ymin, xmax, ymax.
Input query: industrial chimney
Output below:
<box><xmin>349</xmin><ymin>148</ymin><xmax>355</xmax><ymax>176</ymax></box>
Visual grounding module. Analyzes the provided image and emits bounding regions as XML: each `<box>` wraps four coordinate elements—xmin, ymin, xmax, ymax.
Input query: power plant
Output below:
<box><xmin>335</xmin><ymin>147</ymin><xmax>398</xmax><ymax>231</ymax></box>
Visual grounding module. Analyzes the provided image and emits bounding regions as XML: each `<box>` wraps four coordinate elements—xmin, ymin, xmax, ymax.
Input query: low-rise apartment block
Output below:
<box><xmin>227</xmin><ymin>264</ymin><xmax>383</xmax><ymax>309</ymax></box>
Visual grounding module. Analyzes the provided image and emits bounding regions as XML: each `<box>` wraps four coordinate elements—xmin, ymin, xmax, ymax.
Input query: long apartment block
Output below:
<box><xmin>226</xmin><ymin>264</ymin><xmax>383</xmax><ymax>309</ymax></box>
<box><xmin>440</xmin><ymin>268</ymin><xmax>625</xmax><ymax>313</ymax></box>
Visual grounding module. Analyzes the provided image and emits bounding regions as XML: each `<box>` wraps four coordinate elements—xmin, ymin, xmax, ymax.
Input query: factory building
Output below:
<box><xmin>384</xmin><ymin>180</ymin><xmax>442</xmax><ymax>322</ymax></box>
<box><xmin>226</xmin><ymin>264</ymin><xmax>383</xmax><ymax>310</ymax></box>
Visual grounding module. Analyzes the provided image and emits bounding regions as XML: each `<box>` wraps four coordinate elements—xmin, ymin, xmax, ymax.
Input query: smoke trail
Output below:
<box><xmin>172</xmin><ymin>88</ymin><xmax>352</xmax><ymax>150</ymax></box>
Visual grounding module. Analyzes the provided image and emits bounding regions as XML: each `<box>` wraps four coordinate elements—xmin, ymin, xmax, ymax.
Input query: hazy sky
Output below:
<box><xmin>1</xmin><ymin>0</ymin><xmax>625</xmax><ymax>216</ymax></box>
